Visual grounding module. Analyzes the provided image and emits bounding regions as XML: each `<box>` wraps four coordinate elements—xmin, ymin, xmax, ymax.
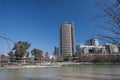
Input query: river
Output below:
<box><xmin>0</xmin><ymin>64</ymin><xmax>120</xmax><ymax>80</ymax></box>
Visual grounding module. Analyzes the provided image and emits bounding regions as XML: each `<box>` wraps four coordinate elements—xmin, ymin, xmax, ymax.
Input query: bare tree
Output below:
<box><xmin>96</xmin><ymin>0</ymin><xmax>120</xmax><ymax>45</ymax></box>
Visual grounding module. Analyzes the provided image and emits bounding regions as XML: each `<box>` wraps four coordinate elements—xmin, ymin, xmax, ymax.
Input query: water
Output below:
<box><xmin>0</xmin><ymin>64</ymin><xmax>120</xmax><ymax>80</ymax></box>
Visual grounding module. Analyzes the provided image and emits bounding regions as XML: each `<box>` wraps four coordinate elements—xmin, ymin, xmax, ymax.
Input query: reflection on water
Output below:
<box><xmin>0</xmin><ymin>65</ymin><xmax>120</xmax><ymax>80</ymax></box>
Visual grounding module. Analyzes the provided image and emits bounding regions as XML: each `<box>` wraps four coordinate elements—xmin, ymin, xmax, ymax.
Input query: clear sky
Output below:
<box><xmin>0</xmin><ymin>0</ymin><xmax>103</xmax><ymax>55</ymax></box>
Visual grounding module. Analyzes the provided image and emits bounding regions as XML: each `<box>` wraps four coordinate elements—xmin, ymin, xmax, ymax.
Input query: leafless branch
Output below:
<box><xmin>96</xmin><ymin>0</ymin><xmax>120</xmax><ymax>45</ymax></box>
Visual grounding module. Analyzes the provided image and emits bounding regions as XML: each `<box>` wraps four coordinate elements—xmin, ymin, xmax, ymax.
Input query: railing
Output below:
<box><xmin>0</xmin><ymin>57</ymin><xmax>58</xmax><ymax>67</ymax></box>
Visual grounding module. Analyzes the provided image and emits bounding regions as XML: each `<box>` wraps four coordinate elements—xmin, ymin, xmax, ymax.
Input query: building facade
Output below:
<box><xmin>54</xmin><ymin>46</ymin><xmax>60</xmax><ymax>56</ymax></box>
<box><xmin>60</xmin><ymin>22</ymin><xmax>74</xmax><ymax>57</ymax></box>
<box><xmin>104</xmin><ymin>44</ymin><xmax>119</xmax><ymax>54</ymax></box>
<box><xmin>76</xmin><ymin>44</ymin><xmax>106</xmax><ymax>56</ymax></box>
<box><xmin>85</xmin><ymin>38</ymin><xmax>99</xmax><ymax>46</ymax></box>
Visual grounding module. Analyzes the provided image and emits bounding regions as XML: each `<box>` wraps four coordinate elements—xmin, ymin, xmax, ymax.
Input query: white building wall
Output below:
<box><xmin>76</xmin><ymin>45</ymin><xmax>106</xmax><ymax>56</ymax></box>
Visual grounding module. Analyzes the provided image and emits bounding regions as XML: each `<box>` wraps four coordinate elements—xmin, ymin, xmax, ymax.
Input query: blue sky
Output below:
<box><xmin>0</xmin><ymin>0</ymin><xmax>103</xmax><ymax>55</ymax></box>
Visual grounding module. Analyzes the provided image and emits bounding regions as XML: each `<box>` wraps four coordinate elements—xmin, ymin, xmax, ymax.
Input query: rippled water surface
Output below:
<box><xmin>0</xmin><ymin>64</ymin><xmax>120</xmax><ymax>80</ymax></box>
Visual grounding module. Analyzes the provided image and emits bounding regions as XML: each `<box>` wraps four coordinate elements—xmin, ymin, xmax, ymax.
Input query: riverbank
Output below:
<box><xmin>0</xmin><ymin>62</ymin><xmax>120</xmax><ymax>69</ymax></box>
<box><xmin>61</xmin><ymin>62</ymin><xmax>120</xmax><ymax>65</ymax></box>
<box><xmin>0</xmin><ymin>63</ymin><xmax>62</xmax><ymax>69</ymax></box>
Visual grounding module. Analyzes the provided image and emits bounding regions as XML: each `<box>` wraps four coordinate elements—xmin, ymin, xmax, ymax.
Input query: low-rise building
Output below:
<box><xmin>76</xmin><ymin>44</ymin><xmax>106</xmax><ymax>56</ymax></box>
<box><xmin>104</xmin><ymin>44</ymin><xmax>119</xmax><ymax>54</ymax></box>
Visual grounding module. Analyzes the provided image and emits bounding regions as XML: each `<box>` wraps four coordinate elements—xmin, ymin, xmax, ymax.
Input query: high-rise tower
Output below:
<box><xmin>60</xmin><ymin>22</ymin><xmax>74</xmax><ymax>57</ymax></box>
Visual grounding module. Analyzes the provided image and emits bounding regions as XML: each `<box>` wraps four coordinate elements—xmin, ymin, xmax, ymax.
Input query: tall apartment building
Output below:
<box><xmin>60</xmin><ymin>22</ymin><xmax>74</xmax><ymax>57</ymax></box>
<box><xmin>85</xmin><ymin>38</ymin><xmax>99</xmax><ymax>46</ymax></box>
